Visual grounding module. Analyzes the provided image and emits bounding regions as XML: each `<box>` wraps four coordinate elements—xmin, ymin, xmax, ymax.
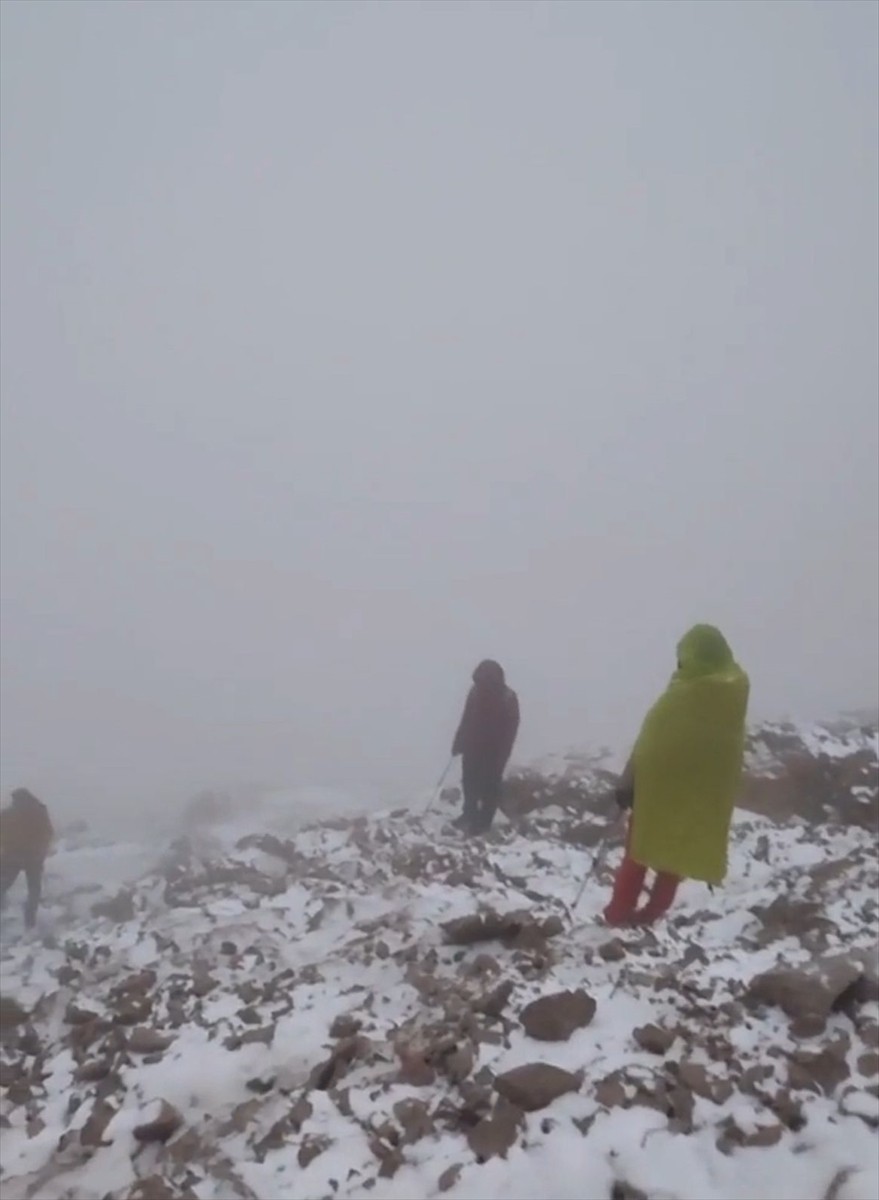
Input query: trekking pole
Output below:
<box><xmin>572</xmin><ymin>813</ymin><xmax>625</xmax><ymax>911</ymax></box>
<box><xmin>423</xmin><ymin>758</ymin><xmax>454</xmax><ymax>815</ymax></box>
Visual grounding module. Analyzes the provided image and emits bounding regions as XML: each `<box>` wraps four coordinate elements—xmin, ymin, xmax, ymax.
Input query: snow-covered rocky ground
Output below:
<box><xmin>1</xmin><ymin>723</ymin><xmax>877</xmax><ymax>1200</ymax></box>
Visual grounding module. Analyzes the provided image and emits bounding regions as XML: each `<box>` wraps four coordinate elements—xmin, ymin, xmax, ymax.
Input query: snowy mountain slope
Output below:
<box><xmin>1</xmin><ymin>771</ymin><xmax>877</xmax><ymax>1200</ymax></box>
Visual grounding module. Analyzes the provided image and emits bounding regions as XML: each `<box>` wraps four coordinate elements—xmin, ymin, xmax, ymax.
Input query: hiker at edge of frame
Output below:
<box><xmin>604</xmin><ymin>624</ymin><xmax>750</xmax><ymax>928</ymax></box>
<box><xmin>451</xmin><ymin>659</ymin><xmax>520</xmax><ymax>836</ymax></box>
<box><xmin>0</xmin><ymin>788</ymin><xmax>55</xmax><ymax>929</ymax></box>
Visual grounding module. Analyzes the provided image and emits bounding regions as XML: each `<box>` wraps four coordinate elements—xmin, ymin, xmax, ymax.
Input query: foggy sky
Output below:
<box><xmin>1</xmin><ymin>0</ymin><xmax>877</xmax><ymax>820</ymax></box>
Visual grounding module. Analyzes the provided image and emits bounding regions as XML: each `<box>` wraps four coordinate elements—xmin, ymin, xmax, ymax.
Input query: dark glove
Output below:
<box><xmin>614</xmin><ymin>783</ymin><xmax>634</xmax><ymax>812</ymax></box>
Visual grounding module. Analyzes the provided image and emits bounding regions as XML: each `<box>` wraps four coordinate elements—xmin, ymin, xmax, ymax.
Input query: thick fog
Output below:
<box><xmin>1</xmin><ymin>1</ymin><xmax>877</xmax><ymax>824</ymax></box>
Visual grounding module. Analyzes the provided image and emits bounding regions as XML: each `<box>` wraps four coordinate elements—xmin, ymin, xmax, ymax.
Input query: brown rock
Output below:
<box><xmin>788</xmin><ymin>1044</ymin><xmax>851</xmax><ymax>1095</ymax></box>
<box><xmin>369</xmin><ymin>1135</ymin><xmax>405</xmax><ymax>1179</ymax></box>
<box><xmin>716</xmin><ymin>1115</ymin><xmax>785</xmax><ymax>1154</ymax></box>
<box><xmin>594</xmin><ymin>1074</ymin><xmax>628</xmax><ymax>1108</ymax></box>
<box><xmin>113</xmin><ymin>998</ymin><xmax>153</xmax><ymax>1026</ymax></box>
<box><xmin>65</xmin><ymin>1004</ymin><xmax>101</xmax><ymax>1026</ymax></box>
<box><xmin>330</xmin><ymin>1013</ymin><xmax>362</xmax><ymax>1039</ymax></box>
<box><xmin>467</xmin><ymin>1096</ymin><xmax>524</xmax><ymax>1160</ymax></box>
<box><xmin>0</xmin><ymin>996</ymin><xmax>29</xmax><ymax>1033</ymax></box>
<box><xmin>191</xmin><ymin>968</ymin><xmax>218</xmax><ymax>998</ymax></box>
<box><xmin>310</xmin><ymin>1034</ymin><xmax>370</xmax><ymax>1090</ymax></box>
<box><xmin>127</xmin><ymin>1027</ymin><xmax>173</xmax><ymax>1055</ymax></box>
<box><xmin>298</xmin><ymin>1134</ymin><xmax>332</xmax><ymax>1167</ymax></box>
<box><xmin>858</xmin><ymin>1052</ymin><xmax>879</xmax><ymax>1077</ymax></box>
<box><xmin>611</xmin><ymin>1183</ymin><xmax>649</xmax><ymax>1200</ymax></box>
<box><xmin>471</xmin><ymin>979</ymin><xmax>515</xmax><ymax>1018</ymax></box>
<box><xmin>599</xmin><ymin>939</ymin><xmax>627</xmax><ymax>963</ymax></box>
<box><xmin>125</xmin><ymin>1177</ymin><xmax>178</xmax><ymax>1200</ymax></box>
<box><xmin>745</xmin><ymin>1122</ymin><xmax>784</xmax><ymax>1148</ymax></box>
<box><xmin>133</xmin><ymin>1100</ymin><xmax>183</xmax><ymax>1144</ymax></box>
<box><xmin>768</xmin><ymin>1088</ymin><xmax>805</xmax><ymax>1131</ymax></box>
<box><xmin>494</xmin><ymin>1062</ymin><xmax>582</xmax><ymax>1112</ymax></box>
<box><xmin>112</xmin><ymin>969</ymin><xmax>157</xmax><ymax>999</ymax></box>
<box><xmin>225</xmin><ymin>1024</ymin><xmax>276</xmax><ymax>1051</ymax></box>
<box><xmin>790</xmin><ymin>1014</ymin><xmax>827</xmax><ymax>1039</ymax></box>
<box><xmin>745</xmin><ymin>956</ymin><xmax>873</xmax><ymax>1022</ymax></box>
<box><xmin>633</xmin><ymin>1024</ymin><xmax>675</xmax><ymax>1055</ymax></box>
<box><xmin>0</xmin><ymin>1060</ymin><xmax>24</xmax><ymax>1089</ymax></box>
<box><xmin>442</xmin><ymin>909</ymin><xmax>562</xmax><ymax>947</ymax></box>
<box><xmin>393</xmin><ymin>1098</ymin><xmax>435</xmax><ymax>1144</ymax></box>
<box><xmin>91</xmin><ymin>889</ymin><xmax>136</xmax><ymax>922</ymax></box>
<box><xmin>438</xmin><ymin>1164</ymin><xmax>463</xmax><ymax>1193</ymax></box>
<box><xmin>440</xmin><ymin>1041</ymin><xmax>473</xmax><ymax>1084</ymax></box>
<box><xmin>674</xmin><ymin>1062</ymin><xmax>733</xmax><ymax>1104</ymax></box>
<box><xmin>80</xmin><ymin>1097</ymin><xmax>118</xmax><ymax>1147</ymax></box>
<box><xmin>860</xmin><ymin>1022</ymin><xmax>879</xmax><ymax>1049</ymax></box>
<box><xmin>520</xmin><ymin>990</ymin><xmax>596</xmax><ymax>1042</ymax></box>
<box><xmin>75</xmin><ymin>1059</ymin><xmax>111</xmax><ymax>1084</ymax></box>
<box><xmin>397</xmin><ymin>1048</ymin><xmax>436</xmax><ymax>1087</ymax></box>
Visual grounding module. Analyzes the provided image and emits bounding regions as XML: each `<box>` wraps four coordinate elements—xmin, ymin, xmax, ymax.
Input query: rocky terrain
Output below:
<box><xmin>0</xmin><ymin>719</ymin><xmax>877</xmax><ymax>1200</ymax></box>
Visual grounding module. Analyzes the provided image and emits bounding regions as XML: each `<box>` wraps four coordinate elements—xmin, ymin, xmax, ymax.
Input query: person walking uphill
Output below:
<box><xmin>0</xmin><ymin>788</ymin><xmax>54</xmax><ymax>928</ymax></box>
<box><xmin>604</xmin><ymin>625</ymin><xmax>749</xmax><ymax>927</ymax></box>
<box><xmin>451</xmin><ymin>660</ymin><xmax>520</xmax><ymax>835</ymax></box>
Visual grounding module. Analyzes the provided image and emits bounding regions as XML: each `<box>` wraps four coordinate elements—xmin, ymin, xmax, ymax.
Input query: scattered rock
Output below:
<box><xmin>111</xmin><ymin>969</ymin><xmax>157</xmax><ymax>1000</ymax></box>
<box><xmin>125</xmin><ymin>1177</ymin><xmax>179</xmax><ymax>1200</ymax></box>
<box><xmin>310</xmin><ymin>1035</ymin><xmax>371</xmax><ymax>1090</ymax></box>
<box><xmin>520</xmin><ymin>990</ymin><xmax>596</xmax><ymax>1042</ymax></box>
<box><xmin>298</xmin><ymin>1134</ymin><xmax>333</xmax><ymax>1167</ymax></box>
<box><xmin>673</xmin><ymin>1061</ymin><xmax>734</xmax><ymax>1104</ymax></box>
<box><xmin>127</xmin><ymin>1027</ymin><xmax>173</xmax><ymax>1055</ymax></box>
<box><xmin>133</xmin><ymin>1100</ymin><xmax>184</xmax><ymax>1144</ymax></box>
<box><xmin>75</xmin><ymin>1058</ymin><xmax>112</xmax><ymax>1084</ymax></box>
<box><xmin>64</xmin><ymin>1003</ymin><xmax>101</xmax><ymax>1026</ymax></box>
<box><xmin>788</xmin><ymin>1043</ymin><xmax>851</xmax><ymax>1095</ymax></box>
<box><xmin>438</xmin><ymin>1164</ymin><xmax>463</xmax><ymax>1193</ymax></box>
<box><xmin>594</xmin><ymin>1074</ymin><xmax>628</xmax><ymax>1109</ymax></box>
<box><xmin>397</xmin><ymin>1048</ymin><xmax>436</xmax><ymax>1087</ymax></box>
<box><xmin>611</xmin><ymin>1183</ymin><xmax>649</xmax><ymax>1200</ymax></box>
<box><xmin>857</xmin><ymin>1051</ymin><xmax>879</xmax><ymax>1077</ymax></box>
<box><xmin>471</xmin><ymin>979</ymin><xmax>515</xmax><ymax>1019</ymax></box>
<box><xmin>91</xmin><ymin>889</ymin><xmax>136</xmax><ymax>922</ymax></box>
<box><xmin>0</xmin><ymin>996</ymin><xmax>29</xmax><ymax>1033</ymax></box>
<box><xmin>633</xmin><ymin>1024</ymin><xmax>676</xmax><ymax>1055</ymax></box>
<box><xmin>494</xmin><ymin>1063</ymin><xmax>582</xmax><ymax>1111</ymax></box>
<box><xmin>790</xmin><ymin>1014</ymin><xmax>827</xmax><ymax>1039</ymax></box>
<box><xmin>599</xmin><ymin>939</ymin><xmax>627</xmax><ymax>963</ymax></box>
<box><xmin>330</xmin><ymin>1013</ymin><xmax>362</xmax><ymax>1039</ymax></box>
<box><xmin>369</xmin><ymin>1134</ymin><xmax>405</xmax><ymax>1179</ymax></box>
<box><xmin>393</xmin><ymin>1097</ymin><xmax>435</xmax><ymax>1144</ymax></box>
<box><xmin>79</xmin><ymin>1097</ymin><xmax>118</xmax><ymax>1147</ymax></box>
<box><xmin>225</xmin><ymin>1023</ymin><xmax>276</xmax><ymax>1050</ymax></box>
<box><xmin>717</xmin><ymin>1115</ymin><xmax>785</xmax><ymax>1154</ymax></box>
<box><xmin>442</xmin><ymin>909</ymin><xmax>562</xmax><ymax>947</ymax></box>
<box><xmin>444</xmin><ymin>1042</ymin><xmax>476</xmax><ymax>1084</ymax></box>
<box><xmin>745</xmin><ymin>956</ymin><xmax>873</xmax><ymax>1022</ymax></box>
<box><xmin>467</xmin><ymin>1096</ymin><xmax>524</xmax><ymax>1160</ymax></box>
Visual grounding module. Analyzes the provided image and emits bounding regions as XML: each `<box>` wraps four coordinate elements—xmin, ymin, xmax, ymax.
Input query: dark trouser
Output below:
<box><xmin>0</xmin><ymin>858</ymin><xmax>44</xmax><ymax>928</ymax></box>
<box><xmin>461</xmin><ymin>757</ymin><xmax>504</xmax><ymax>834</ymax></box>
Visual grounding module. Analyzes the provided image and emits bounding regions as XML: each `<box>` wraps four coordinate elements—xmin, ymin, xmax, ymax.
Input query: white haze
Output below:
<box><xmin>1</xmin><ymin>1</ymin><xmax>877</xmax><ymax>828</ymax></box>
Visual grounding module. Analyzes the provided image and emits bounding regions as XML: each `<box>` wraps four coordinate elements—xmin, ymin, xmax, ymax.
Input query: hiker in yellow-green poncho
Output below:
<box><xmin>604</xmin><ymin>625</ymin><xmax>750</xmax><ymax>926</ymax></box>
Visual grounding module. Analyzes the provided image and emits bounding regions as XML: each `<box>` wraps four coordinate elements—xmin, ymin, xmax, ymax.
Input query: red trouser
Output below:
<box><xmin>603</xmin><ymin>818</ymin><xmax>680</xmax><ymax>926</ymax></box>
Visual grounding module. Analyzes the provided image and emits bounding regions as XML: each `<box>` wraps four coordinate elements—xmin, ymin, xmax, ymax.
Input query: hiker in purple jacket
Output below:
<box><xmin>451</xmin><ymin>660</ymin><xmax>520</xmax><ymax>835</ymax></box>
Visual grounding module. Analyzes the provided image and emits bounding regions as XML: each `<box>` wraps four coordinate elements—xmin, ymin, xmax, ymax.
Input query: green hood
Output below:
<box><xmin>675</xmin><ymin>624</ymin><xmax>735</xmax><ymax>678</ymax></box>
<box><xmin>630</xmin><ymin>626</ymin><xmax>749</xmax><ymax>884</ymax></box>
